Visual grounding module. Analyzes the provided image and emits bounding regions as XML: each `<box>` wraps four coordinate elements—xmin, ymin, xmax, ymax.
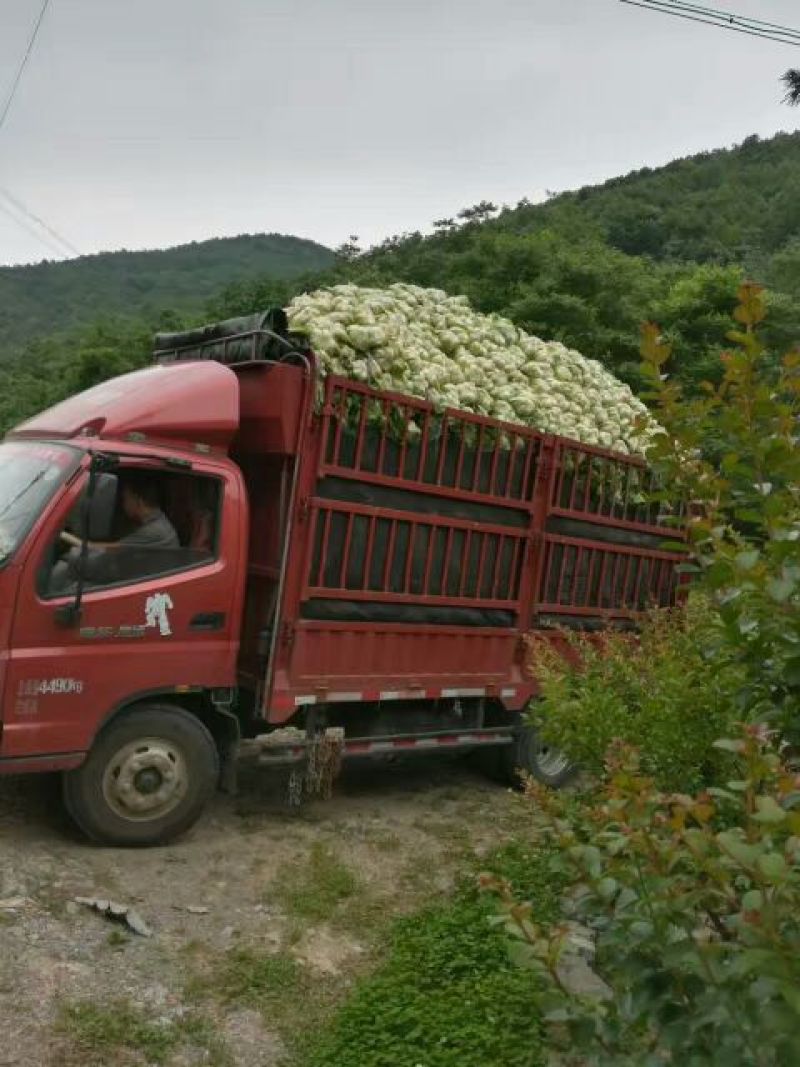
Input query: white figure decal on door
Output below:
<box><xmin>145</xmin><ymin>592</ymin><xmax>174</xmax><ymax>637</ymax></box>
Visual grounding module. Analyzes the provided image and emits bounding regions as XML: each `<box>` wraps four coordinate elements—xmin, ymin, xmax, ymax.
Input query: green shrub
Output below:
<box><xmin>487</xmin><ymin>726</ymin><xmax>800</xmax><ymax>1067</ymax></box>
<box><xmin>302</xmin><ymin>843</ymin><xmax>562</xmax><ymax>1067</ymax></box>
<box><xmin>533</xmin><ymin>598</ymin><xmax>743</xmax><ymax>792</ymax></box>
<box><xmin>641</xmin><ymin>282</ymin><xmax>800</xmax><ymax>742</ymax></box>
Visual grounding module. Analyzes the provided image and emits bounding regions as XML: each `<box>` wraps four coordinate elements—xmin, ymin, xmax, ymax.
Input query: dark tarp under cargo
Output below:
<box><xmin>153</xmin><ymin>310</ymin><xmax>306</xmax><ymax>364</ymax></box>
<box><xmin>301</xmin><ymin>430</ymin><xmax>675</xmax><ymax>629</ymax></box>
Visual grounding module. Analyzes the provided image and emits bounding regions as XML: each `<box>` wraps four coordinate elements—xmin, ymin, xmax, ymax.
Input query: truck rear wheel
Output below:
<box><xmin>63</xmin><ymin>704</ymin><xmax>219</xmax><ymax>846</ymax></box>
<box><xmin>489</xmin><ymin>725</ymin><xmax>576</xmax><ymax>789</ymax></box>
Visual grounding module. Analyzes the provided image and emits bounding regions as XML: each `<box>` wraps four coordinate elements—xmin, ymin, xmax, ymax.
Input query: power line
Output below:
<box><xmin>0</xmin><ymin>0</ymin><xmax>53</xmax><ymax>136</ymax></box>
<box><xmin>660</xmin><ymin>0</ymin><xmax>800</xmax><ymax>37</ymax></box>
<box><xmin>620</xmin><ymin>0</ymin><xmax>800</xmax><ymax>47</ymax></box>
<box><xmin>0</xmin><ymin>187</ymin><xmax>79</xmax><ymax>256</ymax></box>
<box><xmin>0</xmin><ymin>196</ymin><xmax>65</xmax><ymax>259</ymax></box>
<box><xmin>0</xmin><ymin>0</ymin><xmax>80</xmax><ymax>260</ymax></box>
<box><xmin>0</xmin><ymin>193</ymin><xmax>78</xmax><ymax>260</ymax></box>
<box><xmin>627</xmin><ymin>0</ymin><xmax>800</xmax><ymax>41</ymax></box>
<box><xmin>0</xmin><ymin>191</ymin><xmax>80</xmax><ymax>259</ymax></box>
<box><xmin>621</xmin><ymin>0</ymin><xmax>800</xmax><ymax>46</ymax></box>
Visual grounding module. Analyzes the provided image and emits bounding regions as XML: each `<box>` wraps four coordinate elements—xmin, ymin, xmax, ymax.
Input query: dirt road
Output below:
<box><xmin>0</xmin><ymin>757</ymin><xmax>524</xmax><ymax>1066</ymax></box>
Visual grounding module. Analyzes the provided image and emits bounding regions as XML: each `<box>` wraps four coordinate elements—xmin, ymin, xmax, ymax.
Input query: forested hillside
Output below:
<box><xmin>512</xmin><ymin>130</ymin><xmax>800</xmax><ymax>267</ymax></box>
<box><xmin>0</xmin><ymin>232</ymin><xmax>334</xmax><ymax>361</ymax></box>
<box><xmin>215</xmin><ymin>131</ymin><xmax>800</xmax><ymax>387</ymax></box>
<box><xmin>2</xmin><ymin>130</ymin><xmax>799</xmax><ymax>433</ymax></box>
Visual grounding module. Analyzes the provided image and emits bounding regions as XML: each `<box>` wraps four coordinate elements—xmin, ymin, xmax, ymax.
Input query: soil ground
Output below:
<box><xmin>0</xmin><ymin>755</ymin><xmax>527</xmax><ymax>1066</ymax></box>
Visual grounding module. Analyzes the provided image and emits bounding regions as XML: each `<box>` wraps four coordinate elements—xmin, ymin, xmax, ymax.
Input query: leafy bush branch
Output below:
<box><xmin>485</xmin><ymin>727</ymin><xmax>800</xmax><ymax>1066</ymax></box>
<box><xmin>641</xmin><ymin>281</ymin><xmax>800</xmax><ymax>741</ymax></box>
<box><xmin>532</xmin><ymin>598</ymin><xmax>743</xmax><ymax>792</ymax></box>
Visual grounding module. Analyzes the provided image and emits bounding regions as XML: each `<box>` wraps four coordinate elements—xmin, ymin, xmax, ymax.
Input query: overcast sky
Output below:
<box><xmin>1</xmin><ymin>0</ymin><xmax>798</xmax><ymax>266</ymax></box>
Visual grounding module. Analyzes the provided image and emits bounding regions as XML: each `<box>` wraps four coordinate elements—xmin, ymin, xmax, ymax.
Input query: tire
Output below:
<box><xmin>63</xmin><ymin>704</ymin><xmax>219</xmax><ymax>846</ymax></box>
<box><xmin>489</xmin><ymin>725</ymin><xmax>576</xmax><ymax>790</ymax></box>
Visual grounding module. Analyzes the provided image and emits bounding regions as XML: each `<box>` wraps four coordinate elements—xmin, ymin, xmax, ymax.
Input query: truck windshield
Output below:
<box><xmin>0</xmin><ymin>441</ymin><xmax>80</xmax><ymax>563</ymax></box>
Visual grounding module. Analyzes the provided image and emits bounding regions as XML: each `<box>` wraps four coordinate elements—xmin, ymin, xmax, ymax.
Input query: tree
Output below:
<box><xmin>457</xmin><ymin>200</ymin><xmax>498</xmax><ymax>225</ymax></box>
<box><xmin>334</xmin><ymin>235</ymin><xmax>362</xmax><ymax>262</ymax></box>
<box><xmin>783</xmin><ymin>69</ymin><xmax>800</xmax><ymax>106</ymax></box>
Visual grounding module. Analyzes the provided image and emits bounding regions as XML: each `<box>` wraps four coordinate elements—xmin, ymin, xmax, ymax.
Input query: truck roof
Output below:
<box><xmin>9</xmin><ymin>361</ymin><xmax>240</xmax><ymax>451</ymax></box>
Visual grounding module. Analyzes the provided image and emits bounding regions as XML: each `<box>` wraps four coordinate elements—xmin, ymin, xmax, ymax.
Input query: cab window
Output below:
<box><xmin>42</xmin><ymin>467</ymin><xmax>221</xmax><ymax>597</ymax></box>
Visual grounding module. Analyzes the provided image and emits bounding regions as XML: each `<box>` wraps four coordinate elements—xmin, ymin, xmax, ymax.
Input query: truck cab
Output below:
<box><xmin>0</xmin><ymin>360</ymin><xmax>251</xmax><ymax>843</ymax></box>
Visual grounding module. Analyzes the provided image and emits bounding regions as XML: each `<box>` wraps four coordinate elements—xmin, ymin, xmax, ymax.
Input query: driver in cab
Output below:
<box><xmin>55</xmin><ymin>472</ymin><xmax>178</xmax><ymax>588</ymax></box>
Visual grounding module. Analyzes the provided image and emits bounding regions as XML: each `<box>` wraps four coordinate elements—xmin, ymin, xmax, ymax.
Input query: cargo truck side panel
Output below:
<box><xmin>264</xmin><ymin>377</ymin><xmax>684</xmax><ymax>722</ymax></box>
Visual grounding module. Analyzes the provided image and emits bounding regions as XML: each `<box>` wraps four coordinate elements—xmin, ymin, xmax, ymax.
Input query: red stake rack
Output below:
<box><xmin>262</xmin><ymin>374</ymin><xmax>685</xmax><ymax>721</ymax></box>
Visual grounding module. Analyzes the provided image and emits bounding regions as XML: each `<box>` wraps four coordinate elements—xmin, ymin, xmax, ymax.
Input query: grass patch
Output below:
<box><xmin>212</xmin><ymin>949</ymin><xmax>306</xmax><ymax>1010</ymax></box>
<box><xmin>174</xmin><ymin>1014</ymin><xmax>232</xmax><ymax>1066</ymax></box>
<box><xmin>56</xmin><ymin>999</ymin><xmax>230</xmax><ymax>1066</ymax></box>
<box><xmin>57</xmin><ymin>1000</ymin><xmax>177</xmax><ymax>1065</ymax></box>
<box><xmin>188</xmin><ymin>946</ymin><xmax>335</xmax><ymax>1058</ymax></box>
<box><xmin>271</xmin><ymin>842</ymin><xmax>359</xmax><ymax>924</ymax></box>
<box><xmin>298</xmin><ymin>841</ymin><xmax>561</xmax><ymax>1067</ymax></box>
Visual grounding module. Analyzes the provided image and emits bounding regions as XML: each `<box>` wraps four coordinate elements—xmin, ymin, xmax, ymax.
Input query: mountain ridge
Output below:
<box><xmin>2</xmin><ymin>129</ymin><xmax>800</xmax><ymax>433</ymax></box>
<box><xmin>0</xmin><ymin>231</ymin><xmax>334</xmax><ymax>360</ymax></box>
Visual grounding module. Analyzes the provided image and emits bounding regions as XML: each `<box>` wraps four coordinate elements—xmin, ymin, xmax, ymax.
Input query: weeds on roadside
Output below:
<box><xmin>56</xmin><ymin>999</ymin><xmax>231</xmax><ymax>1066</ymax></box>
<box><xmin>271</xmin><ymin>842</ymin><xmax>359</xmax><ymax>925</ymax></box>
<box><xmin>187</xmin><ymin>944</ymin><xmax>336</xmax><ymax>1061</ymax></box>
<box><xmin>301</xmin><ymin>842</ymin><xmax>562</xmax><ymax>1067</ymax></box>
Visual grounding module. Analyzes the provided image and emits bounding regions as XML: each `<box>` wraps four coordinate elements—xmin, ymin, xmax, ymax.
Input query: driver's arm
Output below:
<box><xmin>59</xmin><ymin>531</ymin><xmax>118</xmax><ymax>550</ymax></box>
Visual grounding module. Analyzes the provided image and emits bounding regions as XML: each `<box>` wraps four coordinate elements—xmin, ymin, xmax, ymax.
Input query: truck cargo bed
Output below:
<box><xmin>254</xmin><ymin>372</ymin><xmax>684</xmax><ymax>721</ymax></box>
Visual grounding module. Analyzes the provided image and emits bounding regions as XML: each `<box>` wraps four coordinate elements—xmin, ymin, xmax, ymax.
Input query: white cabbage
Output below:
<box><xmin>287</xmin><ymin>283</ymin><xmax>660</xmax><ymax>455</ymax></box>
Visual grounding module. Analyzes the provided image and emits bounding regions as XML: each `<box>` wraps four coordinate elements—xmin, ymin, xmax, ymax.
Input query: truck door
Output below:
<box><xmin>2</xmin><ymin>459</ymin><xmax>246</xmax><ymax>762</ymax></box>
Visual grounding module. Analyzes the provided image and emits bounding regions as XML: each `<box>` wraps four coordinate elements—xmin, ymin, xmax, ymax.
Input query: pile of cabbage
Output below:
<box><xmin>287</xmin><ymin>283</ymin><xmax>657</xmax><ymax>455</ymax></box>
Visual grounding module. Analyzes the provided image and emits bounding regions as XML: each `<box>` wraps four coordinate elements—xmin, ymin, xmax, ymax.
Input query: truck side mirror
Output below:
<box><xmin>85</xmin><ymin>472</ymin><xmax>118</xmax><ymax>541</ymax></box>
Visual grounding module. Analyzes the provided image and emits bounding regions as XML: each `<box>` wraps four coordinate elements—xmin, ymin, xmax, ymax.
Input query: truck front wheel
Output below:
<box><xmin>63</xmin><ymin>704</ymin><xmax>219</xmax><ymax>846</ymax></box>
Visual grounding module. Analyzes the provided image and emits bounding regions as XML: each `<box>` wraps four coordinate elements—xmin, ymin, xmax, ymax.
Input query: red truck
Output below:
<box><xmin>0</xmin><ymin>312</ymin><xmax>683</xmax><ymax>844</ymax></box>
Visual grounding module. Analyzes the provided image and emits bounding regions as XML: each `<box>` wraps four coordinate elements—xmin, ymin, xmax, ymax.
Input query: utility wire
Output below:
<box><xmin>0</xmin><ymin>186</ymin><xmax>79</xmax><ymax>256</ymax></box>
<box><xmin>627</xmin><ymin>0</ymin><xmax>800</xmax><ymax>39</ymax></box>
<box><xmin>620</xmin><ymin>1</ymin><xmax>799</xmax><ymax>45</ymax></box>
<box><xmin>0</xmin><ymin>0</ymin><xmax>80</xmax><ymax>259</ymax></box>
<box><xmin>0</xmin><ymin>0</ymin><xmax>53</xmax><ymax>136</ymax></box>
<box><xmin>0</xmin><ymin>187</ymin><xmax>71</xmax><ymax>260</ymax></box>
<box><xmin>621</xmin><ymin>0</ymin><xmax>800</xmax><ymax>45</ymax></box>
<box><xmin>651</xmin><ymin>0</ymin><xmax>800</xmax><ymax>37</ymax></box>
<box><xmin>620</xmin><ymin>0</ymin><xmax>800</xmax><ymax>47</ymax></box>
<box><xmin>0</xmin><ymin>195</ymin><xmax>65</xmax><ymax>259</ymax></box>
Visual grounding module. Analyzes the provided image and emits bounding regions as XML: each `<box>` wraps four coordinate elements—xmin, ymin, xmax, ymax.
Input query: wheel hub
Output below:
<box><xmin>134</xmin><ymin>767</ymin><xmax>163</xmax><ymax>795</ymax></box>
<box><xmin>102</xmin><ymin>739</ymin><xmax>188</xmax><ymax>821</ymax></box>
<box><xmin>536</xmin><ymin>743</ymin><xmax>571</xmax><ymax>777</ymax></box>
